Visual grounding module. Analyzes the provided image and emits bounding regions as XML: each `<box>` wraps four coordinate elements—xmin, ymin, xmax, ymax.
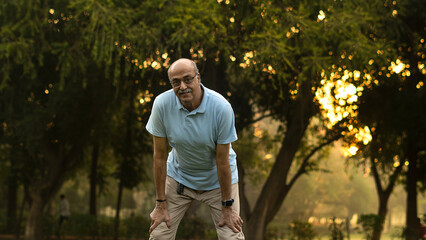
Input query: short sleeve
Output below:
<box><xmin>146</xmin><ymin>97</ymin><xmax>167</xmax><ymax>137</ymax></box>
<box><xmin>217</xmin><ymin>103</ymin><xmax>238</xmax><ymax>144</ymax></box>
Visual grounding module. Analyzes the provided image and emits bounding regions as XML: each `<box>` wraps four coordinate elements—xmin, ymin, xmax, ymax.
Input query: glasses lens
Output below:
<box><xmin>171</xmin><ymin>74</ymin><xmax>196</xmax><ymax>87</ymax></box>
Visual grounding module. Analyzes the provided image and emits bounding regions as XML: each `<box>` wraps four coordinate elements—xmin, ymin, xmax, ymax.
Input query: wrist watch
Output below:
<box><xmin>221</xmin><ymin>199</ymin><xmax>234</xmax><ymax>207</ymax></box>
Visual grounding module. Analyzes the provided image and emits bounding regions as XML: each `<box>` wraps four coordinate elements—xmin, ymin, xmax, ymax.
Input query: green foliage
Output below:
<box><xmin>42</xmin><ymin>214</ymin><xmax>151</xmax><ymax>239</ymax></box>
<box><xmin>232</xmin><ymin>124</ymin><xmax>278</xmax><ymax>185</ymax></box>
<box><xmin>292</xmin><ymin>119</ymin><xmax>335</xmax><ymax>174</ymax></box>
<box><xmin>357</xmin><ymin>214</ymin><xmax>384</xmax><ymax>240</ymax></box>
<box><xmin>122</xmin><ymin>215</ymin><xmax>151</xmax><ymax>239</ymax></box>
<box><xmin>176</xmin><ymin>217</ymin><xmax>212</xmax><ymax>239</ymax></box>
<box><xmin>161</xmin><ymin>0</ymin><xmax>225</xmax><ymax>52</ymax></box>
<box><xmin>345</xmin><ymin>0</ymin><xmax>426</xmax><ymax>176</ymax></box>
<box><xmin>39</xmin><ymin>214</ymin><xmax>216</xmax><ymax>239</ymax></box>
<box><xmin>328</xmin><ymin>217</ymin><xmax>345</xmax><ymax>240</ymax></box>
<box><xmin>390</xmin><ymin>226</ymin><xmax>405</xmax><ymax>240</ymax></box>
<box><xmin>287</xmin><ymin>220</ymin><xmax>317</xmax><ymax>240</ymax></box>
<box><xmin>0</xmin><ymin>2</ymin><xmax>157</xmax><ymax>239</ymax></box>
<box><xmin>0</xmin><ymin>0</ymin><xmax>423</xmax><ymax>239</ymax></box>
<box><xmin>265</xmin><ymin>225</ymin><xmax>283</xmax><ymax>240</ymax></box>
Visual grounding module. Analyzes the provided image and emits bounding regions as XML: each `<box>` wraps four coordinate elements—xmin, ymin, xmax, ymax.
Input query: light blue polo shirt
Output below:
<box><xmin>146</xmin><ymin>84</ymin><xmax>238</xmax><ymax>190</ymax></box>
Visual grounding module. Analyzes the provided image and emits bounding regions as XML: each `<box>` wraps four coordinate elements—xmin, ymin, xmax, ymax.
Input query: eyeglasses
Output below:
<box><xmin>170</xmin><ymin>74</ymin><xmax>197</xmax><ymax>87</ymax></box>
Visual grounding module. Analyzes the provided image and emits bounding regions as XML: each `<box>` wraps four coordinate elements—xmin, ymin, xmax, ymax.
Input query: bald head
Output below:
<box><xmin>168</xmin><ymin>58</ymin><xmax>199</xmax><ymax>80</ymax></box>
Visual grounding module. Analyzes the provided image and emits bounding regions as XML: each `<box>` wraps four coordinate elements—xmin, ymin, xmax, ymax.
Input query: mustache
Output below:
<box><xmin>178</xmin><ymin>89</ymin><xmax>192</xmax><ymax>94</ymax></box>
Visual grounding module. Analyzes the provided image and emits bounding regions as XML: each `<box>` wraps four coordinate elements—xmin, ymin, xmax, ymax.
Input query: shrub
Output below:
<box><xmin>44</xmin><ymin>214</ymin><xmax>143</xmax><ymax>238</ymax></box>
<box><xmin>390</xmin><ymin>226</ymin><xmax>404</xmax><ymax>240</ymax></box>
<box><xmin>176</xmin><ymin>217</ymin><xmax>210</xmax><ymax>239</ymax></box>
<box><xmin>265</xmin><ymin>225</ymin><xmax>281</xmax><ymax>240</ymax></box>
<box><xmin>41</xmin><ymin>213</ymin><xmax>214</xmax><ymax>239</ymax></box>
<box><xmin>328</xmin><ymin>217</ymin><xmax>345</xmax><ymax>240</ymax></box>
<box><xmin>122</xmin><ymin>215</ymin><xmax>151</xmax><ymax>239</ymax></box>
<box><xmin>288</xmin><ymin>220</ymin><xmax>317</xmax><ymax>240</ymax></box>
<box><xmin>357</xmin><ymin>214</ymin><xmax>384</xmax><ymax>240</ymax></box>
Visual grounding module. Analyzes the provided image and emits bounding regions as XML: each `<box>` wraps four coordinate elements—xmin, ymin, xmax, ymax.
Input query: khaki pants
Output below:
<box><xmin>149</xmin><ymin>176</ymin><xmax>245</xmax><ymax>240</ymax></box>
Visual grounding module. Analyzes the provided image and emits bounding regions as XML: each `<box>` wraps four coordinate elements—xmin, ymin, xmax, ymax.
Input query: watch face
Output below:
<box><xmin>222</xmin><ymin>199</ymin><xmax>234</xmax><ymax>207</ymax></box>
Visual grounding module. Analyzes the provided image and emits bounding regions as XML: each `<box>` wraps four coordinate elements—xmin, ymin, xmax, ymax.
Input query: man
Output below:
<box><xmin>59</xmin><ymin>194</ymin><xmax>70</xmax><ymax>228</ymax></box>
<box><xmin>146</xmin><ymin>58</ymin><xmax>244</xmax><ymax>239</ymax></box>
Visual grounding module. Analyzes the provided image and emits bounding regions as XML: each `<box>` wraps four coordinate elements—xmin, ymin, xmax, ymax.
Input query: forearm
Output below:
<box><xmin>149</xmin><ymin>137</ymin><xmax>171</xmax><ymax>233</ymax></box>
<box><xmin>217</xmin><ymin>162</ymin><xmax>232</xmax><ymax>200</ymax></box>
<box><xmin>216</xmin><ymin>145</ymin><xmax>243</xmax><ymax>233</ymax></box>
<box><xmin>152</xmin><ymin>136</ymin><xmax>168</xmax><ymax>201</ymax></box>
<box><xmin>216</xmin><ymin>144</ymin><xmax>232</xmax><ymax>201</ymax></box>
<box><xmin>150</xmin><ymin>150</ymin><xmax>170</xmax><ymax>232</ymax></box>
<box><xmin>153</xmin><ymin>152</ymin><xmax>167</xmax><ymax>200</ymax></box>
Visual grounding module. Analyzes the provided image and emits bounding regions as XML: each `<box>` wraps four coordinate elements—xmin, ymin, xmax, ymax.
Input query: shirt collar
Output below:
<box><xmin>175</xmin><ymin>84</ymin><xmax>208</xmax><ymax>114</ymax></box>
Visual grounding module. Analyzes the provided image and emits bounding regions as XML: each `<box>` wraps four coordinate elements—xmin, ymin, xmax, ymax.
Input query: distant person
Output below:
<box><xmin>59</xmin><ymin>194</ymin><xmax>70</xmax><ymax>228</ymax></box>
<box><xmin>146</xmin><ymin>58</ymin><xmax>244</xmax><ymax>239</ymax></box>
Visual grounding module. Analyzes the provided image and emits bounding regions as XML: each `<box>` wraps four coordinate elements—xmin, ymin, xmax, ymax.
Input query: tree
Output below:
<box><xmin>0</xmin><ymin>1</ymin><xmax>150</xmax><ymax>239</ymax></box>
<box><xmin>218</xmin><ymin>1</ymin><xmax>386</xmax><ymax>238</ymax></box>
<box><xmin>317</xmin><ymin>1</ymin><xmax>426</xmax><ymax>239</ymax></box>
<box><xmin>132</xmin><ymin>1</ymin><xmax>387</xmax><ymax>238</ymax></box>
<box><xmin>110</xmin><ymin>59</ymin><xmax>151</xmax><ymax>240</ymax></box>
<box><xmin>354</xmin><ymin>72</ymin><xmax>424</xmax><ymax>240</ymax></box>
<box><xmin>3</xmin><ymin>1</ymin><xmax>418</xmax><ymax>239</ymax></box>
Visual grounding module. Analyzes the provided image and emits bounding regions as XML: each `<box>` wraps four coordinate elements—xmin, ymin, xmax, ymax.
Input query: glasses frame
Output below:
<box><xmin>170</xmin><ymin>73</ymin><xmax>198</xmax><ymax>87</ymax></box>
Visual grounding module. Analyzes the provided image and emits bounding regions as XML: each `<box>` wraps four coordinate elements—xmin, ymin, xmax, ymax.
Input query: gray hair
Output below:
<box><xmin>191</xmin><ymin>61</ymin><xmax>199</xmax><ymax>74</ymax></box>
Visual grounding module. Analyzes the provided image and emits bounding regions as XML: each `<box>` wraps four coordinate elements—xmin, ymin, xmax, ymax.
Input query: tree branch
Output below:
<box><xmin>248</xmin><ymin>112</ymin><xmax>274</xmax><ymax>126</ymax></box>
<box><xmin>288</xmin><ymin>133</ymin><xmax>342</xmax><ymax>189</ymax></box>
<box><xmin>370</xmin><ymin>158</ymin><xmax>384</xmax><ymax>194</ymax></box>
<box><xmin>384</xmin><ymin>164</ymin><xmax>403</xmax><ymax>196</ymax></box>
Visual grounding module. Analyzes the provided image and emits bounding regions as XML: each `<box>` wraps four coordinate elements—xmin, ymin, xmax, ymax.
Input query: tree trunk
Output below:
<box><xmin>245</xmin><ymin>186</ymin><xmax>292</xmax><ymax>240</ymax></box>
<box><xmin>370</xmin><ymin>157</ymin><xmax>402</xmax><ymax>240</ymax></box>
<box><xmin>114</xmin><ymin>181</ymin><xmax>124</xmax><ymax>240</ymax></box>
<box><xmin>89</xmin><ymin>141</ymin><xmax>99</xmax><ymax>216</ymax></box>
<box><xmin>7</xmin><ymin>146</ymin><xmax>19</xmax><ymax>234</ymax></box>
<box><xmin>24</xmin><ymin>141</ymin><xmax>86</xmax><ymax>240</ymax></box>
<box><xmin>16</xmin><ymin>188</ymin><xmax>29</xmax><ymax>239</ymax></box>
<box><xmin>24</xmin><ymin>180</ymin><xmax>64</xmax><ymax>240</ymax></box>
<box><xmin>405</xmin><ymin>145</ymin><xmax>418</xmax><ymax>240</ymax></box>
<box><xmin>245</xmin><ymin>217</ymin><xmax>268</xmax><ymax>240</ymax></box>
<box><xmin>6</xmin><ymin>171</ymin><xmax>18</xmax><ymax>234</ymax></box>
<box><xmin>237</xmin><ymin>158</ymin><xmax>251</xmax><ymax>223</ymax></box>
<box><xmin>243</xmin><ymin>80</ymin><xmax>314</xmax><ymax>239</ymax></box>
<box><xmin>25</xmin><ymin>195</ymin><xmax>45</xmax><ymax>240</ymax></box>
<box><xmin>371</xmin><ymin>196</ymin><xmax>388</xmax><ymax>240</ymax></box>
<box><xmin>203</xmin><ymin>57</ymin><xmax>218</xmax><ymax>90</ymax></box>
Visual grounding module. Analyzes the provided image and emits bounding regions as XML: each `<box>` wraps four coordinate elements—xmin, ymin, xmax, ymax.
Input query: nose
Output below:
<box><xmin>179</xmin><ymin>80</ymin><xmax>187</xmax><ymax>89</ymax></box>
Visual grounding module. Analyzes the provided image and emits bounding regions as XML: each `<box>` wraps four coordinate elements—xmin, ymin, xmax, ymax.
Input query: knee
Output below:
<box><xmin>149</xmin><ymin>231</ymin><xmax>167</xmax><ymax>240</ymax></box>
<box><xmin>216</xmin><ymin>226</ymin><xmax>245</xmax><ymax>240</ymax></box>
<box><xmin>149</xmin><ymin>223</ymin><xmax>175</xmax><ymax>240</ymax></box>
<box><xmin>149</xmin><ymin>231</ymin><xmax>163</xmax><ymax>240</ymax></box>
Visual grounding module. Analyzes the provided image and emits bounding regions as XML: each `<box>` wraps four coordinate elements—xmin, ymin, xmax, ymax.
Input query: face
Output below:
<box><xmin>168</xmin><ymin>60</ymin><xmax>202</xmax><ymax>110</ymax></box>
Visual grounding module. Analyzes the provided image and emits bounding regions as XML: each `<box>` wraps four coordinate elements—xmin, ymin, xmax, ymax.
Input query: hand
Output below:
<box><xmin>218</xmin><ymin>207</ymin><xmax>243</xmax><ymax>233</ymax></box>
<box><xmin>149</xmin><ymin>202</ymin><xmax>171</xmax><ymax>233</ymax></box>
